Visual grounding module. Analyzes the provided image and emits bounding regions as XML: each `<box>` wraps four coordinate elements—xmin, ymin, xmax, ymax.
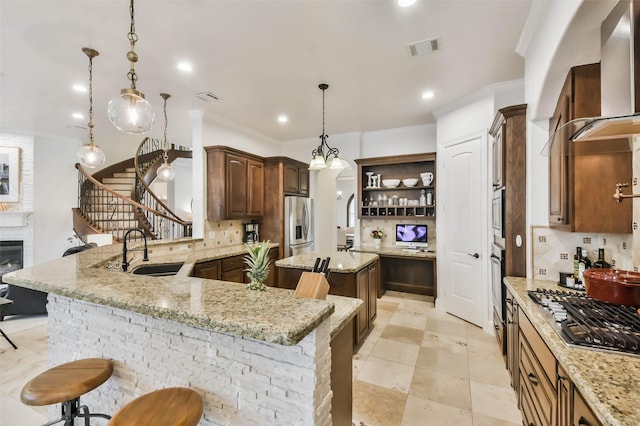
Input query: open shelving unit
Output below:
<box><xmin>355</xmin><ymin>152</ymin><xmax>436</xmax><ymax>220</ymax></box>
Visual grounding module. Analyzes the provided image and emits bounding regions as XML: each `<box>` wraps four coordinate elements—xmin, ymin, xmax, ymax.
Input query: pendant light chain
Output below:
<box><xmin>127</xmin><ymin>0</ymin><xmax>139</xmax><ymax>91</ymax></box>
<box><xmin>162</xmin><ymin>94</ymin><xmax>169</xmax><ymax>162</ymax></box>
<box><xmin>87</xmin><ymin>52</ymin><xmax>95</xmax><ymax>146</ymax></box>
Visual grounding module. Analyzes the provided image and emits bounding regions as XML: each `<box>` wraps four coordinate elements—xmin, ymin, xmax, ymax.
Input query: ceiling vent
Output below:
<box><xmin>408</xmin><ymin>37</ymin><xmax>441</xmax><ymax>57</ymax></box>
<box><xmin>195</xmin><ymin>92</ymin><xmax>220</xmax><ymax>102</ymax></box>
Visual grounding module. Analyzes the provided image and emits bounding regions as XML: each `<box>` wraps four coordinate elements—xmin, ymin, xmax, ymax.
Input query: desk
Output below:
<box><xmin>350</xmin><ymin>246</ymin><xmax>436</xmax><ymax>298</ymax></box>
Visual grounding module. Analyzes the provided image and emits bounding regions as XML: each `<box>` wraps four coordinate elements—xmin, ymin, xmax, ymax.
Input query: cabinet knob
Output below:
<box><xmin>578</xmin><ymin>417</ymin><xmax>591</xmax><ymax>426</ymax></box>
<box><xmin>557</xmin><ymin>217</ymin><xmax>563</xmax><ymax>222</ymax></box>
<box><xmin>527</xmin><ymin>372</ymin><xmax>539</xmax><ymax>386</ymax></box>
<box><xmin>556</xmin><ymin>373</ymin><xmax>566</xmax><ymax>382</ymax></box>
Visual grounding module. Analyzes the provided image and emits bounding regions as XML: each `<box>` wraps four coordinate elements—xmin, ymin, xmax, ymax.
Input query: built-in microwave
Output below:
<box><xmin>492</xmin><ymin>188</ymin><xmax>505</xmax><ymax>248</ymax></box>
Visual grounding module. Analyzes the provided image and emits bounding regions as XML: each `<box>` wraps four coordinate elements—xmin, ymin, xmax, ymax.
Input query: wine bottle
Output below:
<box><xmin>578</xmin><ymin>247</ymin><xmax>591</xmax><ymax>285</ymax></box>
<box><xmin>573</xmin><ymin>247</ymin><xmax>581</xmax><ymax>283</ymax></box>
<box><xmin>593</xmin><ymin>247</ymin><xmax>611</xmax><ymax>269</ymax></box>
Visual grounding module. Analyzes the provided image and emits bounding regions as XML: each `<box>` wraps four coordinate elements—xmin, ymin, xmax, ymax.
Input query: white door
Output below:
<box><xmin>440</xmin><ymin>133</ymin><xmax>486</xmax><ymax>326</ymax></box>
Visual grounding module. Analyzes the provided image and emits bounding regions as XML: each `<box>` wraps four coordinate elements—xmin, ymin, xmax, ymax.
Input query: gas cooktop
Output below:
<box><xmin>528</xmin><ymin>288</ymin><xmax>640</xmax><ymax>357</ymax></box>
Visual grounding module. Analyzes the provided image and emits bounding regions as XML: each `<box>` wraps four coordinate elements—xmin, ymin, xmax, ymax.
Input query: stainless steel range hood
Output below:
<box><xmin>542</xmin><ymin>0</ymin><xmax>639</xmax><ymax>155</ymax></box>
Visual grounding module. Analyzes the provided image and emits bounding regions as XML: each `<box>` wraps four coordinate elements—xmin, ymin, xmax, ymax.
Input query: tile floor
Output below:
<box><xmin>0</xmin><ymin>291</ymin><xmax>521</xmax><ymax>426</ymax></box>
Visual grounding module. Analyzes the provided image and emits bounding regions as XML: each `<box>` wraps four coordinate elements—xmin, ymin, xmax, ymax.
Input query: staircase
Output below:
<box><xmin>73</xmin><ymin>138</ymin><xmax>192</xmax><ymax>243</ymax></box>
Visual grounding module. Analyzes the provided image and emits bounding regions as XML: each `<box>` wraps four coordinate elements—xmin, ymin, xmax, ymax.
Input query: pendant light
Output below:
<box><xmin>107</xmin><ymin>0</ymin><xmax>154</xmax><ymax>134</ymax></box>
<box><xmin>156</xmin><ymin>93</ymin><xmax>175</xmax><ymax>181</ymax></box>
<box><xmin>76</xmin><ymin>47</ymin><xmax>106</xmax><ymax>169</ymax></box>
<box><xmin>308</xmin><ymin>83</ymin><xmax>344</xmax><ymax>171</ymax></box>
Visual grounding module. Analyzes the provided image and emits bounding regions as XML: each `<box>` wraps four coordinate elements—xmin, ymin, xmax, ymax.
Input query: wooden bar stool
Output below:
<box><xmin>21</xmin><ymin>358</ymin><xmax>113</xmax><ymax>426</ymax></box>
<box><xmin>108</xmin><ymin>387</ymin><xmax>203</xmax><ymax>426</ymax></box>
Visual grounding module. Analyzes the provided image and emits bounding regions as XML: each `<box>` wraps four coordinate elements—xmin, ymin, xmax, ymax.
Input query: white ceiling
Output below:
<box><xmin>0</xmin><ymin>0</ymin><xmax>533</xmax><ymax>147</ymax></box>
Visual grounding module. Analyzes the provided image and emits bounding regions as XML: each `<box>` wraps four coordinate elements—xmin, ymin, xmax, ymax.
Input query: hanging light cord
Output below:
<box><xmin>88</xmin><ymin>53</ymin><xmax>95</xmax><ymax>146</ymax></box>
<box><xmin>126</xmin><ymin>0</ymin><xmax>139</xmax><ymax>91</ymax></box>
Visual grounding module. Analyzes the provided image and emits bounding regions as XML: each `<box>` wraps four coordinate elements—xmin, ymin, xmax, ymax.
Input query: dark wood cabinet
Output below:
<box><xmin>262</xmin><ymin>157</ymin><xmax>310</xmax><ymax>259</ymax></box>
<box><xmin>205</xmin><ymin>146</ymin><xmax>264</xmax><ymax>220</ymax></box>
<box><xmin>490</xmin><ymin>104</ymin><xmax>526</xmax><ymax>277</ymax></box>
<box><xmin>283</xmin><ymin>160</ymin><xmax>309</xmax><ymax>196</ymax></box>
<box><xmin>380</xmin><ymin>255</ymin><xmax>436</xmax><ymax>297</ymax></box>
<box><xmin>548</xmin><ymin>63</ymin><xmax>632</xmax><ymax>233</ymax></box>
<box><xmin>355</xmin><ymin>153</ymin><xmax>436</xmax><ymax>219</ymax></box>
<box><xmin>505</xmin><ymin>287</ymin><xmax>519</xmax><ymax>392</ymax></box>
<box><xmin>192</xmin><ymin>259</ymin><xmax>221</xmax><ymax>280</ymax></box>
<box><xmin>221</xmin><ymin>254</ymin><xmax>246</xmax><ymax>283</ymax></box>
<box><xmin>572</xmin><ymin>386</ymin><xmax>602</xmax><ymax>426</ymax></box>
<box><xmin>277</xmin><ymin>259</ymin><xmax>379</xmax><ymax>347</ymax></box>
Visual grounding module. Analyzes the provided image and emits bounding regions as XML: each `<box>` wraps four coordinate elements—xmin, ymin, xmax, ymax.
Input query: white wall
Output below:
<box><xmin>33</xmin><ymin>134</ymin><xmax>82</xmax><ymax>263</ymax></box>
<box><xmin>360</xmin><ymin>124</ymin><xmax>436</xmax><ymax>158</ymax></box>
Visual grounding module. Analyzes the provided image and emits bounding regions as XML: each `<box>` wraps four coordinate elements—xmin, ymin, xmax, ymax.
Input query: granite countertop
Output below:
<box><xmin>4</xmin><ymin>240</ymin><xmax>361</xmax><ymax>346</ymax></box>
<box><xmin>505</xmin><ymin>277</ymin><xmax>640</xmax><ymax>426</ymax></box>
<box><xmin>275</xmin><ymin>250</ymin><xmax>379</xmax><ymax>273</ymax></box>
<box><xmin>350</xmin><ymin>245</ymin><xmax>436</xmax><ymax>259</ymax></box>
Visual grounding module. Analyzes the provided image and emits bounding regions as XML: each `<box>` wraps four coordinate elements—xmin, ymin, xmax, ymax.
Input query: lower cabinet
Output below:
<box><xmin>191</xmin><ymin>247</ymin><xmax>279</xmax><ymax>286</ymax></box>
<box><xmin>277</xmin><ymin>260</ymin><xmax>379</xmax><ymax>348</ymax></box>
<box><xmin>505</xmin><ymin>287</ymin><xmax>519</xmax><ymax>391</ymax></box>
<box><xmin>515</xmin><ymin>306</ymin><xmax>603</xmax><ymax>426</ymax></box>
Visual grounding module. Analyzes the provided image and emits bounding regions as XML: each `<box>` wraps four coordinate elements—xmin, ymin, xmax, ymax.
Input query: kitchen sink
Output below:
<box><xmin>130</xmin><ymin>262</ymin><xmax>185</xmax><ymax>277</ymax></box>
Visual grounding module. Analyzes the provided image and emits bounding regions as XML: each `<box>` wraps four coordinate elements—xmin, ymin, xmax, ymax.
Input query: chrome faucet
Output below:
<box><xmin>122</xmin><ymin>228</ymin><xmax>149</xmax><ymax>272</ymax></box>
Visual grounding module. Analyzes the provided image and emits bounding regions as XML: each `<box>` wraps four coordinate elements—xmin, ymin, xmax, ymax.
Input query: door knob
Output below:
<box><xmin>468</xmin><ymin>253</ymin><xmax>480</xmax><ymax>259</ymax></box>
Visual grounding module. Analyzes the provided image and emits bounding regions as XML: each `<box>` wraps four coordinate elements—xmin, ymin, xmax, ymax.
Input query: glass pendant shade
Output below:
<box><xmin>108</xmin><ymin>88</ymin><xmax>154</xmax><ymax>134</ymax></box>
<box><xmin>77</xmin><ymin>143</ymin><xmax>106</xmax><ymax>168</ymax></box>
<box><xmin>156</xmin><ymin>161</ymin><xmax>176</xmax><ymax>181</ymax></box>
<box><xmin>308</xmin><ymin>154</ymin><xmax>327</xmax><ymax>170</ymax></box>
<box><xmin>329</xmin><ymin>156</ymin><xmax>344</xmax><ymax>170</ymax></box>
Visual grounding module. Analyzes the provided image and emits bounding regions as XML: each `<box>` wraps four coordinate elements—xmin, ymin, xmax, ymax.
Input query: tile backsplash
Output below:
<box><xmin>531</xmin><ymin>226</ymin><xmax>633</xmax><ymax>281</ymax></box>
<box><xmin>203</xmin><ymin>220</ymin><xmax>245</xmax><ymax>247</ymax></box>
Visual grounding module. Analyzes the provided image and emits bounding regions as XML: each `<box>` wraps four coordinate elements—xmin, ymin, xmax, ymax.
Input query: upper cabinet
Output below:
<box><xmin>355</xmin><ymin>153</ymin><xmax>436</xmax><ymax>219</ymax></box>
<box><xmin>205</xmin><ymin>146</ymin><xmax>264</xmax><ymax>220</ymax></box>
<box><xmin>282</xmin><ymin>158</ymin><xmax>310</xmax><ymax>196</ymax></box>
<box><xmin>548</xmin><ymin>63</ymin><xmax>632</xmax><ymax>233</ymax></box>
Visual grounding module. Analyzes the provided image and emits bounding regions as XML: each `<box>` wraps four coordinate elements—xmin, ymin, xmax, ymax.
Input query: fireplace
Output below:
<box><xmin>0</xmin><ymin>240</ymin><xmax>23</xmax><ymax>284</ymax></box>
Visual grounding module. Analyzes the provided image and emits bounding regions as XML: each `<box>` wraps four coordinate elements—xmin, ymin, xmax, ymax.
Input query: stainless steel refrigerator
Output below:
<box><xmin>284</xmin><ymin>196</ymin><xmax>314</xmax><ymax>257</ymax></box>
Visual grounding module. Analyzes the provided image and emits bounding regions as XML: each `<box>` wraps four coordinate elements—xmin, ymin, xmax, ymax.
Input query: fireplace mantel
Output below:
<box><xmin>0</xmin><ymin>211</ymin><xmax>33</xmax><ymax>227</ymax></box>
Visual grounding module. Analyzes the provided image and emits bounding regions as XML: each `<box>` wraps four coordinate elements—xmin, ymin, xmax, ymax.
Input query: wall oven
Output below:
<box><xmin>491</xmin><ymin>243</ymin><xmax>506</xmax><ymax>355</ymax></box>
<box><xmin>492</xmin><ymin>188</ymin><xmax>505</xmax><ymax>249</ymax></box>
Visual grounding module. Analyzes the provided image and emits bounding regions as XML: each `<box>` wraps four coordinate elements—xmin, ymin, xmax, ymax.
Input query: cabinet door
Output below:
<box><xmin>367</xmin><ymin>262</ymin><xmax>378</xmax><ymax>323</ymax></box>
<box><xmin>247</xmin><ymin>159</ymin><xmax>264</xmax><ymax>216</ymax></box>
<box><xmin>193</xmin><ymin>260</ymin><xmax>221</xmax><ymax>280</ymax></box>
<box><xmin>557</xmin><ymin>364</ymin><xmax>571</xmax><ymax>426</ymax></box>
<box><xmin>506</xmin><ymin>289</ymin><xmax>519</xmax><ymax>391</ymax></box>
<box><xmin>492</xmin><ymin>123</ymin><xmax>504</xmax><ymax>189</ymax></box>
<box><xmin>298</xmin><ymin>168</ymin><xmax>309</xmax><ymax>195</ymax></box>
<box><xmin>549</xmin><ymin>95</ymin><xmax>569</xmax><ymax>225</ymax></box>
<box><xmin>226</xmin><ymin>154</ymin><xmax>248</xmax><ymax>218</ymax></box>
<box><xmin>284</xmin><ymin>163</ymin><xmax>300</xmax><ymax>193</ymax></box>
<box><xmin>573</xmin><ymin>387</ymin><xmax>603</xmax><ymax>426</ymax></box>
<box><xmin>356</xmin><ymin>268</ymin><xmax>369</xmax><ymax>343</ymax></box>
<box><xmin>222</xmin><ymin>268</ymin><xmax>245</xmax><ymax>283</ymax></box>
<box><xmin>264</xmin><ymin>247</ymin><xmax>279</xmax><ymax>287</ymax></box>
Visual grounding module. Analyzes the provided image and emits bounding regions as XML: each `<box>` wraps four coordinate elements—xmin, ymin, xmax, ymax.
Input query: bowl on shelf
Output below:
<box><xmin>402</xmin><ymin>178</ymin><xmax>419</xmax><ymax>187</ymax></box>
<box><xmin>382</xmin><ymin>179</ymin><xmax>400</xmax><ymax>188</ymax></box>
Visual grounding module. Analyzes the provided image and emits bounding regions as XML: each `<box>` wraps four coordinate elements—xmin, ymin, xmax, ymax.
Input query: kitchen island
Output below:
<box><xmin>505</xmin><ymin>277</ymin><xmax>640</xmax><ymax>426</ymax></box>
<box><xmin>351</xmin><ymin>245</ymin><xmax>437</xmax><ymax>298</ymax></box>
<box><xmin>4</xmin><ymin>239</ymin><xmax>362</xmax><ymax>426</ymax></box>
<box><xmin>276</xmin><ymin>251</ymin><xmax>379</xmax><ymax>347</ymax></box>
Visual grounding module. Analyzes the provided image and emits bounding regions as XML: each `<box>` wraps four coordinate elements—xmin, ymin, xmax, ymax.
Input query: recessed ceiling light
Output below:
<box><xmin>72</xmin><ymin>113</ymin><xmax>85</xmax><ymax>120</ymax></box>
<box><xmin>177</xmin><ymin>61</ymin><xmax>193</xmax><ymax>72</ymax></box>
<box><xmin>422</xmin><ymin>90</ymin><xmax>434</xmax><ymax>100</ymax></box>
<box><xmin>72</xmin><ymin>84</ymin><xmax>87</xmax><ymax>92</ymax></box>
<box><xmin>398</xmin><ymin>0</ymin><xmax>416</xmax><ymax>7</ymax></box>
<box><xmin>277</xmin><ymin>115</ymin><xmax>288</xmax><ymax>123</ymax></box>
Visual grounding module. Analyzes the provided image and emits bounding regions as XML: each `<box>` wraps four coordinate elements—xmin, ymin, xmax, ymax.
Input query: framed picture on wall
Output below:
<box><xmin>0</xmin><ymin>146</ymin><xmax>20</xmax><ymax>202</ymax></box>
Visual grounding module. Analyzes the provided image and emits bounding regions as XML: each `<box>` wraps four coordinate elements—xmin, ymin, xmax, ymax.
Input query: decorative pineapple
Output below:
<box><xmin>244</xmin><ymin>240</ymin><xmax>271</xmax><ymax>291</ymax></box>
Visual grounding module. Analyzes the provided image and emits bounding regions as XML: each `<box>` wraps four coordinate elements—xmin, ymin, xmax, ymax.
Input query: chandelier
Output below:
<box><xmin>76</xmin><ymin>47</ymin><xmax>106</xmax><ymax>169</ymax></box>
<box><xmin>156</xmin><ymin>93</ymin><xmax>176</xmax><ymax>181</ymax></box>
<box><xmin>107</xmin><ymin>0</ymin><xmax>154</xmax><ymax>134</ymax></box>
<box><xmin>308</xmin><ymin>83</ymin><xmax>343</xmax><ymax>171</ymax></box>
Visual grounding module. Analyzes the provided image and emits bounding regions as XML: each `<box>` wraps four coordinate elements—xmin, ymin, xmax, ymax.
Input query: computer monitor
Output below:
<box><xmin>395</xmin><ymin>224</ymin><xmax>428</xmax><ymax>248</ymax></box>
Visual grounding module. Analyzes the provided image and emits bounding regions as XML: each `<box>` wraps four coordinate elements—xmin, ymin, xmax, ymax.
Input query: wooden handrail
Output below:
<box><xmin>75</xmin><ymin>163</ymin><xmax>191</xmax><ymax>226</ymax></box>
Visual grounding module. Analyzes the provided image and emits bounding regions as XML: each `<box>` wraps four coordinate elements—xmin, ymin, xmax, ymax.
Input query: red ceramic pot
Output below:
<box><xmin>583</xmin><ymin>269</ymin><xmax>640</xmax><ymax>306</ymax></box>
